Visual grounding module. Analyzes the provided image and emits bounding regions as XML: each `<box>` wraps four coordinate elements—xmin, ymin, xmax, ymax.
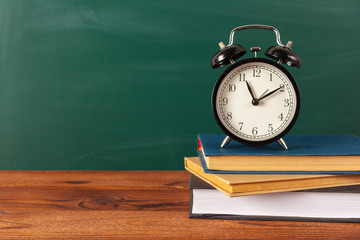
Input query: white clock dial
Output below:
<box><xmin>213</xmin><ymin>59</ymin><xmax>300</xmax><ymax>144</ymax></box>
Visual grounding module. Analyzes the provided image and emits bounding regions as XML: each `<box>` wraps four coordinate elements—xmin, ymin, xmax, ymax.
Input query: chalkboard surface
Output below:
<box><xmin>0</xmin><ymin>0</ymin><xmax>359</xmax><ymax>170</ymax></box>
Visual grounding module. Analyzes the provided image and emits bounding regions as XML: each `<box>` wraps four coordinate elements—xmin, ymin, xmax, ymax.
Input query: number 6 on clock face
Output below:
<box><xmin>212</xmin><ymin>58</ymin><xmax>300</xmax><ymax>146</ymax></box>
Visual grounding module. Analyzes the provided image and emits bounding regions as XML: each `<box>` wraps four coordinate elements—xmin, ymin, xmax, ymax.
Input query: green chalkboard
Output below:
<box><xmin>0</xmin><ymin>0</ymin><xmax>359</xmax><ymax>170</ymax></box>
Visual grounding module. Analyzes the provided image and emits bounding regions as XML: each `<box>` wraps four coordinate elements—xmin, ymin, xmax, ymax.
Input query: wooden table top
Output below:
<box><xmin>0</xmin><ymin>170</ymin><xmax>359</xmax><ymax>239</ymax></box>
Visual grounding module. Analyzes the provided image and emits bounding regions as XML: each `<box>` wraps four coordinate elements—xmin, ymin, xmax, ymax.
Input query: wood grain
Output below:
<box><xmin>0</xmin><ymin>170</ymin><xmax>360</xmax><ymax>239</ymax></box>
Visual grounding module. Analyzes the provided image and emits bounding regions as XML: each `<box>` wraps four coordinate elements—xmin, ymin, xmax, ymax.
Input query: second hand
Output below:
<box><xmin>258</xmin><ymin>89</ymin><xmax>269</xmax><ymax>99</ymax></box>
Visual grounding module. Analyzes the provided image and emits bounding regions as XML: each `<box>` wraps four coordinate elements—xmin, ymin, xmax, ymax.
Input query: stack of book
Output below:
<box><xmin>184</xmin><ymin>134</ymin><xmax>360</xmax><ymax>222</ymax></box>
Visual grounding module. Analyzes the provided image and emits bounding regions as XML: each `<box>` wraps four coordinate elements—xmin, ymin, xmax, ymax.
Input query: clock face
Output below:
<box><xmin>212</xmin><ymin>58</ymin><xmax>300</xmax><ymax>145</ymax></box>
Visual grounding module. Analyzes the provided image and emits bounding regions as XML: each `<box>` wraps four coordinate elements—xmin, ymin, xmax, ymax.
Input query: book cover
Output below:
<box><xmin>198</xmin><ymin>134</ymin><xmax>360</xmax><ymax>174</ymax></box>
<box><xmin>189</xmin><ymin>173</ymin><xmax>360</xmax><ymax>193</ymax></box>
<box><xmin>184</xmin><ymin>157</ymin><xmax>360</xmax><ymax>197</ymax></box>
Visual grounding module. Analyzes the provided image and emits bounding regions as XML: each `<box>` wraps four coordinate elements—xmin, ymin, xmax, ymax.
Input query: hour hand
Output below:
<box><xmin>246</xmin><ymin>81</ymin><xmax>261</xmax><ymax>106</ymax></box>
<box><xmin>245</xmin><ymin>81</ymin><xmax>256</xmax><ymax>101</ymax></box>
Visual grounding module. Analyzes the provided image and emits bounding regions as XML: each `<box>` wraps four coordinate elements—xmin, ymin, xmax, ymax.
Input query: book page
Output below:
<box><xmin>192</xmin><ymin>189</ymin><xmax>360</xmax><ymax>218</ymax></box>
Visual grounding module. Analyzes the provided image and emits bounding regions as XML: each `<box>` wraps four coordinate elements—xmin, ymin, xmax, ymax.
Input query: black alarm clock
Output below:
<box><xmin>211</xmin><ymin>25</ymin><xmax>301</xmax><ymax>149</ymax></box>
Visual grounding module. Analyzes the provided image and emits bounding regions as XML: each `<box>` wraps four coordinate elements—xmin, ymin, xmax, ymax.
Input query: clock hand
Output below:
<box><xmin>258</xmin><ymin>89</ymin><xmax>269</xmax><ymax>99</ymax></box>
<box><xmin>257</xmin><ymin>85</ymin><xmax>284</xmax><ymax>102</ymax></box>
<box><xmin>245</xmin><ymin>81</ymin><xmax>261</xmax><ymax>106</ymax></box>
<box><xmin>245</xmin><ymin>81</ymin><xmax>256</xmax><ymax>100</ymax></box>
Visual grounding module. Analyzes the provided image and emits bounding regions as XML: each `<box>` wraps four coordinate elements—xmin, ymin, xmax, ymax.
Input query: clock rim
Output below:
<box><xmin>211</xmin><ymin>57</ymin><xmax>301</xmax><ymax>146</ymax></box>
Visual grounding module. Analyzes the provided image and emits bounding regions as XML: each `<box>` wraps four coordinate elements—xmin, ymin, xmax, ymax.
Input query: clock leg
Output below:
<box><xmin>277</xmin><ymin>138</ymin><xmax>288</xmax><ymax>150</ymax></box>
<box><xmin>221</xmin><ymin>136</ymin><xmax>232</xmax><ymax>148</ymax></box>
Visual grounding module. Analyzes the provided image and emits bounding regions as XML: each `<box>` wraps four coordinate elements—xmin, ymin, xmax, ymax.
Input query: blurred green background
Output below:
<box><xmin>0</xmin><ymin>0</ymin><xmax>359</xmax><ymax>170</ymax></box>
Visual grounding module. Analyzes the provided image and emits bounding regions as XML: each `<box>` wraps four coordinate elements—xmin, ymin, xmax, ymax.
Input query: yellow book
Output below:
<box><xmin>184</xmin><ymin>157</ymin><xmax>360</xmax><ymax>197</ymax></box>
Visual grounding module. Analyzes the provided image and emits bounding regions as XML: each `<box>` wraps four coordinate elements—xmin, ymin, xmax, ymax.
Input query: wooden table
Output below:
<box><xmin>0</xmin><ymin>170</ymin><xmax>359</xmax><ymax>239</ymax></box>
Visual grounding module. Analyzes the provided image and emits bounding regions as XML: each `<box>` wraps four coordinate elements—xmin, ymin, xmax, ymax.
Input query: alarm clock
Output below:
<box><xmin>211</xmin><ymin>25</ymin><xmax>301</xmax><ymax>149</ymax></box>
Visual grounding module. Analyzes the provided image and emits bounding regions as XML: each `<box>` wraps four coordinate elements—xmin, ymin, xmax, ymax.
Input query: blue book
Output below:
<box><xmin>197</xmin><ymin>134</ymin><xmax>360</xmax><ymax>174</ymax></box>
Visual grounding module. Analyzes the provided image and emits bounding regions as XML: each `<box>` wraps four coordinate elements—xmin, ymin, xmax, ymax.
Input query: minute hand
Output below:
<box><xmin>257</xmin><ymin>85</ymin><xmax>283</xmax><ymax>102</ymax></box>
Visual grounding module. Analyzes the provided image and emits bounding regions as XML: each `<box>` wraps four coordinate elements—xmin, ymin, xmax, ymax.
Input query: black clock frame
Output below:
<box><xmin>211</xmin><ymin>57</ymin><xmax>301</xmax><ymax>146</ymax></box>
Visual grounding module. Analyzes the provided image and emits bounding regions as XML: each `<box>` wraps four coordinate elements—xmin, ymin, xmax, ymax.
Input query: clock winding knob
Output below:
<box><xmin>250</xmin><ymin>47</ymin><xmax>261</xmax><ymax>58</ymax></box>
